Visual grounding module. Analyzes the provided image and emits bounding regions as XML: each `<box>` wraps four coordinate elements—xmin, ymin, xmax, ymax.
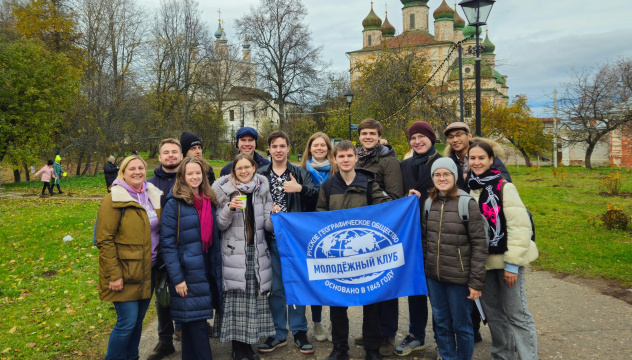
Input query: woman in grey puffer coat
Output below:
<box><xmin>420</xmin><ymin>157</ymin><xmax>488</xmax><ymax>360</ymax></box>
<box><xmin>212</xmin><ymin>154</ymin><xmax>274</xmax><ymax>360</ymax></box>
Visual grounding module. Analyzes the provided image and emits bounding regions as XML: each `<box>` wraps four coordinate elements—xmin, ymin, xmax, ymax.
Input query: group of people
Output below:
<box><xmin>34</xmin><ymin>155</ymin><xmax>66</xmax><ymax>195</ymax></box>
<box><xmin>95</xmin><ymin>120</ymin><xmax>539</xmax><ymax>360</ymax></box>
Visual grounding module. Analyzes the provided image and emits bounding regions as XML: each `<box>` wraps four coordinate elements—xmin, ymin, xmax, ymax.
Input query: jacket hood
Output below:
<box><xmin>110</xmin><ymin>181</ymin><xmax>162</xmax><ymax>209</ymax></box>
<box><xmin>444</xmin><ymin>137</ymin><xmax>507</xmax><ymax>162</ymax></box>
<box><xmin>212</xmin><ymin>174</ymin><xmax>270</xmax><ymax>205</ymax></box>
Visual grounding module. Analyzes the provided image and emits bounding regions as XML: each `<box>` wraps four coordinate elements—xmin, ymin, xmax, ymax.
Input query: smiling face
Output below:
<box><xmin>237</xmin><ymin>135</ymin><xmax>256</xmax><ymax>156</ymax></box>
<box><xmin>186</xmin><ymin>145</ymin><xmax>203</xmax><ymax>159</ymax></box>
<box><xmin>233</xmin><ymin>158</ymin><xmax>255</xmax><ymax>184</ymax></box>
<box><xmin>409</xmin><ymin>133</ymin><xmax>433</xmax><ymax>155</ymax></box>
<box><xmin>446</xmin><ymin>129</ymin><xmax>472</xmax><ymax>154</ymax></box>
<box><xmin>432</xmin><ymin>168</ymin><xmax>456</xmax><ymax>195</ymax></box>
<box><xmin>469</xmin><ymin>146</ymin><xmax>495</xmax><ymax>176</ymax></box>
<box><xmin>122</xmin><ymin>159</ymin><xmax>146</xmax><ymax>190</ymax></box>
<box><xmin>269</xmin><ymin>137</ymin><xmax>289</xmax><ymax>163</ymax></box>
<box><xmin>334</xmin><ymin>148</ymin><xmax>358</xmax><ymax>173</ymax></box>
<box><xmin>159</xmin><ymin>143</ymin><xmax>183</xmax><ymax>170</ymax></box>
<box><xmin>310</xmin><ymin>137</ymin><xmax>329</xmax><ymax>162</ymax></box>
<box><xmin>359</xmin><ymin>128</ymin><xmax>380</xmax><ymax>151</ymax></box>
<box><xmin>184</xmin><ymin>162</ymin><xmax>203</xmax><ymax>192</ymax></box>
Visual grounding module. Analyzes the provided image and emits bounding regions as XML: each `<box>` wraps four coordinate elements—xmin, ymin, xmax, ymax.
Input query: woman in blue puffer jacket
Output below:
<box><xmin>160</xmin><ymin>157</ymin><xmax>222</xmax><ymax>360</ymax></box>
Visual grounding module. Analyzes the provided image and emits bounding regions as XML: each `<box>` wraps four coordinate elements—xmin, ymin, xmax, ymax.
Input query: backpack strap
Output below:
<box><xmin>424</xmin><ymin>198</ymin><xmax>432</xmax><ymax>219</ymax></box>
<box><xmin>458</xmin><ymin>194</ymin><xmax>471</xmax><ymax>223</ymax></box>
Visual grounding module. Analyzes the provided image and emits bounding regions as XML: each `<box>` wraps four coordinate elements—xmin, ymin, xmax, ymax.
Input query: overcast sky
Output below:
<box><xmin>142</xmin><ymin>0</ymin><xmax>632</xmax><ymax>117</ymax></box>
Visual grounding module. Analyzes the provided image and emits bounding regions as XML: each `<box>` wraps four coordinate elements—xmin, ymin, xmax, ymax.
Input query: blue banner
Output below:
<box><xmin>271</xmin><ymin>196</ymin><xmax>427</xmax><ymax>307</ymax></box>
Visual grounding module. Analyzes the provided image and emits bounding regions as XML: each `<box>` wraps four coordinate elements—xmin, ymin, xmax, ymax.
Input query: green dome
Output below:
<box><xmin>400</xmin><ymin>0</ymin><xmax>429</xmax><ymax>8</ymax></box>
<box><xmin>362</xmin><ymin>4</ymin><xmax>382</xmax><ymax>31</ymax></box>
<box><xmin>433</xmin><ymin>0</ymin><xmax>455</xmax><ymax>21</ymax></box>
<box><xmin>453</xmin><ymin>9</ymin><xmax>466</xmax><ymax>29</ymax></box>
<box><xmin>482</xmin><ymin>31</ymin><xmax>495</xmax><ymax>54</ymax></box>
<box><xmin>381</xmin><ymin>12</ymin><xmax>396</xmax><ymax>37</ymax></box>
<box><xmin>462</xmin><ymin>25</ymin><xmax>482</xmax><ymax>38</ymax></box>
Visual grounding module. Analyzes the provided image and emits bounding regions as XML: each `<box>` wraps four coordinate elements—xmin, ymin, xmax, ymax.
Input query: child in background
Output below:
<box><xmin>34</xmin><ymin>160</ymin><xmax>57</xmax><ymax>196</ymax></box>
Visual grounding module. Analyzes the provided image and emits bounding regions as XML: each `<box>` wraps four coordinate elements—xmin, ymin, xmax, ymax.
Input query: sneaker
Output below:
<box><xmin>258</xmin><ymin>337</ymin><xmax>287</xmax><ymax>353</ymax></box>
<box><xmin>147</xmin><ymin>342</ymin><xmax>175</xmax><ymax>360</ymax></box>
<box><xmin>394</xmin><ymin>335</ymin><xmax>427</xmax><ymax>356</ymax></box>
<box><xmin>365</xmin><ymin>349</ymin><xmax>383</xmax><ymax>360</ymax></box>
<box><xmin>474</xmin><ymin>331</ymin><xmax>483</xmax><ymax>343</ymax></box>
<box><xmin>174</xmin><ymin>327</ymin><xmax>182</xmax><ymax>341</ymax></box>
<box><xmin>354</xmin><ymin>334</ymin><xmax>364</xmax><ymax>346</ymax></box>
<box><xmin>379</xmin><ymin>337</ymin><xmax>395</xmax><ymax>357</ymax></box>
<box><xmin>294</xmin><ymin>330</ymin><xmax>315</xmax><ymax>354</ymax></box>
<box><xmin>326</xmin><ymin>344</ymin><xmax>350</xmax><ymax>360</ymax></box>
<box><xmin>313</xmin><ymin>322</ymin><xmax>327</xmax><ymax>342</ymax></box>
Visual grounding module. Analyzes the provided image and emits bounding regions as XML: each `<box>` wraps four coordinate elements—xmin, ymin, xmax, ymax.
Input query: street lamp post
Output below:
<box><xmin>459</xmin><ymin>0</ymin><xmax>495</xmax><ymax>137</ymax></box>
<box><xmin>344</xmin><ymin>91</ymin><xmax>354</xmax><ymax>140</ymax></box>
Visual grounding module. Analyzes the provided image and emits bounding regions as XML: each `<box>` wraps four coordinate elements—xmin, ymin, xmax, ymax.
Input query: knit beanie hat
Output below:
<box><xmin>108</xmin><ymin>155</ymin><xmax>115</xmax><ymax>162</ymax></box>
<box><xmin>431</xmin><ymin>157</ymin><xmax>458</xmax><ymax>179</ymax></box>
<box><xmin>180</xmin><ymin>132</ymin><xmax>203</xmax><ymax>156</ymax></box>
<box><xmin>408</xmin><ymin>121</ymin><xmax>436</xmax><ymax>143</ymax></box>
<box><xmin>55</xmin><ymin>155</ymin><xmax>61</xmax><ymax>162</ymax></box>
<box><xmin>235</xmin><ymin>127</ymin><xmax>259</xmax><ymax>145</ymax></box>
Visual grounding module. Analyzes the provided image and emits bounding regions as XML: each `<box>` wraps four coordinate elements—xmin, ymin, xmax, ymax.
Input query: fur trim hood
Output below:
<box><xmin>445</xmin><ymin>136</ymin><xmax>507</xmax><ymax>162</ymax></box>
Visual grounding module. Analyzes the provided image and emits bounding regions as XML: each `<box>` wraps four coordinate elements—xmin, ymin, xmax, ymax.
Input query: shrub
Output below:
<box><xmin>588</xmin><ymin>203</ymin><xmax>630</xmax><ymax>230</ymax></box>
<box><xmin>552</xmin><ymin>165</ymin><xmax>567</xmax><ymax>183</ymax></box>
<box><xmin>599</xmin><ymin>171</ymin><xmax>622</xmax><ymax>194</ymax></box>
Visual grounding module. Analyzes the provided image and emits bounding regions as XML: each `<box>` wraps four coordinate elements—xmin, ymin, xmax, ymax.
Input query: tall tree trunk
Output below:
<box><xmin>13</xmin><ymin>168</ymin><xmax>21</xmax><ymax>182</ymax></box>
<box><xmin>22</xmin><ymin>164</ymin><xmax>30</xmax><ymax>181</ymax></box>
<box><xmin>585</xmin><ymin>142</ymin><xmax>596</xmax><ymax>170</ymax></box>
<box><xmin>149</xmin><ymin>145</ymin><xmax>158</xmax><ymax>159</ymax></box>
<box><xmin>76</xmin><ymin>150</ymin><xmax>84</xmax><ymax>175</ymax></box>
<box><xmin>518</xmin><ymin>147</ymin><xmax>532</xmax><ymax>167</ymax></box>
<box><xmin>93</xmin><ymin>154</ymin><xmax>101</xmax><ymax>176</ymax></box>
<box><xmin>82</xmin><ymin>153</ymin><xmax>92</xmax><ymax>175</ymax></box>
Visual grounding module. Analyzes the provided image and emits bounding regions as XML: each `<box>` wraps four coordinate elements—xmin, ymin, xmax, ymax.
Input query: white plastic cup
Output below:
<box><xmin>236</xmin><ymin>195</ymin><xmax>247</xmax><ymax>209</ymax></box>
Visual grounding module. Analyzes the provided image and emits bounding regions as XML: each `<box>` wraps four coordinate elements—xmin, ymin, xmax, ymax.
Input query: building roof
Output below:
<box><xmin>381</xmin><ymin>12</ymin><xmax>396</xmax><ymax>37</ymax></box>
<box><xmin>348</xmin><ymin>30</ymin><xmax>439</xmax><ymax>54</ymax></box>
<box><xmin>362</xmin><ymin>3</ymin><xmax>382</xmax><ymax>31</ymax></box>
<box><xmin>433</xmin><ymin>0</ymin><xmax>455</xmax><ymax>21</ymax></box>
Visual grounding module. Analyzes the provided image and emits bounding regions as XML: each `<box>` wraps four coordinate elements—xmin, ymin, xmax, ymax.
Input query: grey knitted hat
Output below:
<box><xmin>430</xmin><ymin>157</ymin><xmax>458</xmax><ymax>179</ymax></box>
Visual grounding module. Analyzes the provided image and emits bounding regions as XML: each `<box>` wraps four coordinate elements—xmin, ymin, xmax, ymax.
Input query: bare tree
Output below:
<box><xmin>236</xmin><ymin>0</ymin><xmax>325</xmax><ymax>127</ymax></box>
<box><xmin>558</xmin><ymin>59</ymin><xmax>632</xmax><ymax>169</ymax></box>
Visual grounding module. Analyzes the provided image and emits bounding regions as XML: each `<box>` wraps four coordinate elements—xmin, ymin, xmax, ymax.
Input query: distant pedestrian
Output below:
<box><xmin>468</xmin><ymin>141</ymin><xmax>539</xmax><ymax>360</ymax></box>
<box><xmin>52</xmin><ymin>155</ymin><xmax>66</xmax><ymax>194</ymax></box>
<box><xmin>104</xmin><ymin>156</ymin><xmax>119</xmax><ymax>193</ymax></box>
<box><xmin>34</xmin><ymin>160</ymin><xmax>56</xmax><ymax>196</ymax></box>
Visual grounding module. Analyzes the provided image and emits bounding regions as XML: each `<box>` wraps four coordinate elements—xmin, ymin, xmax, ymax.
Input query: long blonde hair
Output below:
<box><xmin>172</xmin><ymin>157</ymin><xmax>217</xmax><ymax>205</ymax></box>
<box><xmin>300</xmin><ymin>132</ymin><xmax>337</xmax><ymax>174</ymax></box>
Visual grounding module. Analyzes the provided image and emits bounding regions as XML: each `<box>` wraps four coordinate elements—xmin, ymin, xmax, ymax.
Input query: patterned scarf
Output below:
<box><xmin>357</xmin><ymin>145</ymin><xmax>380</xmax><ymax>166</ymax></box>
<box><xmin>468</xmin><ymin>168</ymin><xmax>508</xmax><ymax>254</ymax></box>
<box><xmin>306</xmin><ymin>158</ymin><xmax>331</xmax><ymax>186</ymax></box>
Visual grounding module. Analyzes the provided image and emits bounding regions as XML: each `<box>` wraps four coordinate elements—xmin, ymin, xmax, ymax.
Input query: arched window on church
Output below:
<box><xmin>410</xmin><ymin>14</ymin><xmax>415</xmax><ymax>29</ymax></box>
<box><xmin>368</xmin><ymin>35</ymin><xmax>372</xmax><ymax>46</ymax></box>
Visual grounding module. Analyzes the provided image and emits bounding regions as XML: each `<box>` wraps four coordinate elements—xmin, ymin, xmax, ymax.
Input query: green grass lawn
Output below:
<box><xmin>1</xmin><ymin>164</ymin><xmax>631</xmax><ymax>358</ymax></box>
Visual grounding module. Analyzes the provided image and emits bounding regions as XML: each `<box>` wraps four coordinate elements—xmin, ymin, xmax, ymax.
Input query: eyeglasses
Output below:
<box><xmin>432</xmin><ymin>172</ymin><xmax>454</xmax><ymax>179</ymax></box>
<box><xmin>447</xmin><ymin>131</ymin><xmax>468</xmax><ymax>140</ymax></box>
<box><xmin>234</xmin><ymin>166</ymin><xmax>253</xmax><ymax>172</ymax></box>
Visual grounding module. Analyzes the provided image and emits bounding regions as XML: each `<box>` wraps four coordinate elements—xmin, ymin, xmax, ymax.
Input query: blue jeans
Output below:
<box><xmin>268</xmin><ymin>239</ymin><xmax>307</xmax><ymax>339</ymax></box>
<box><xmin>407</xmin><ymin>294</ymin><xmax>428</xmax><ymax>342</ymax></box>
<box><xmin>427</xmin><ymin>278</ymin><xmax>474</xmax><ymax>360</ymax></box>
<box><xmin>481</xmin><ymin>268</ymin><xmax>538</xmax><ymax>360</ymax></box>
<box><xmin>105</xmin><ymin>298</ymin><xmax>152</xmax><ymax>360</ymax></box>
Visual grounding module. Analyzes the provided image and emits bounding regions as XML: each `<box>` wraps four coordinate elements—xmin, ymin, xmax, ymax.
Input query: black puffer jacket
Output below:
<box><xmin>422</xmin><ymin>190</ymin><xmax>488</xmax><ymax>290</ymax></box>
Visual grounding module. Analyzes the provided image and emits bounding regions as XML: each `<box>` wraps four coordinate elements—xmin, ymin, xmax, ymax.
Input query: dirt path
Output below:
<box><xmin>137</xmin><ymin>268</ymin><xmax>632</xmax><ymax>359</ymax></box>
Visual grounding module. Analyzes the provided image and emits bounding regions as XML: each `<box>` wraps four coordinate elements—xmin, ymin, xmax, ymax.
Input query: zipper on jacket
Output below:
<box><xmin>436</xmin><ymin>200</ymin><xmax>445</xmax><ymax>281</ymax></box>
<box><xmin>458</xmin><ymin>248</ymin><xmax>464</xmax><ymax>272</ymax></box>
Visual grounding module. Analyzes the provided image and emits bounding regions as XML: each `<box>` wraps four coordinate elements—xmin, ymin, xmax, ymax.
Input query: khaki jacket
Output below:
<box><xmin>96</xmin><ymin>183</ymin><xmax>162</xmax><ymax>302</ymax></box>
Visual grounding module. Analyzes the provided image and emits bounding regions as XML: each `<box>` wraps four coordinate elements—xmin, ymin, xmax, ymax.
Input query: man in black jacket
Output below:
<box><xmin>104</xmin><ymin>156</ymin><xmax>118</xmax><ymax>193</ymax></box>
<box><xmin>257</xmin><ymin>130</ymin><xmax>319</xmax><ymax>355</ymax></box>
<box><xmin>180</xmin><ymin>131</ymin><xmax>216</xmax><ymax>186</ymax></box>
<box><xmin>443</xmin><ymin>122</ymin><xmax>512</xmax><ymax>192</ymax></box>
<box><xmin>146</xmin><ymin>138</ymin><xmax>183</xmax><ymax>359</ymax></box>
<box><xmin>220</xmin><ymin>127</ymin><xmax>271</xmax><ymax>176</ymax></box>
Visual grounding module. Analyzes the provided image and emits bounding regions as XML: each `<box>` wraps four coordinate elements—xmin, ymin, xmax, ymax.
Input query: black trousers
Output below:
<box><xmin>41</xmin><ymin>182</ymin><xmax>53</xmax><ymax>195</ymax></box>
<box><xmin>330</xmin><ymin>303</ymin><xmax>381</xmax><ymax>351</ymax></box>
<box><xmin>182</xmin><ymin>319</ymin><xmax>212</xmax><ymax>360</ymax></box>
